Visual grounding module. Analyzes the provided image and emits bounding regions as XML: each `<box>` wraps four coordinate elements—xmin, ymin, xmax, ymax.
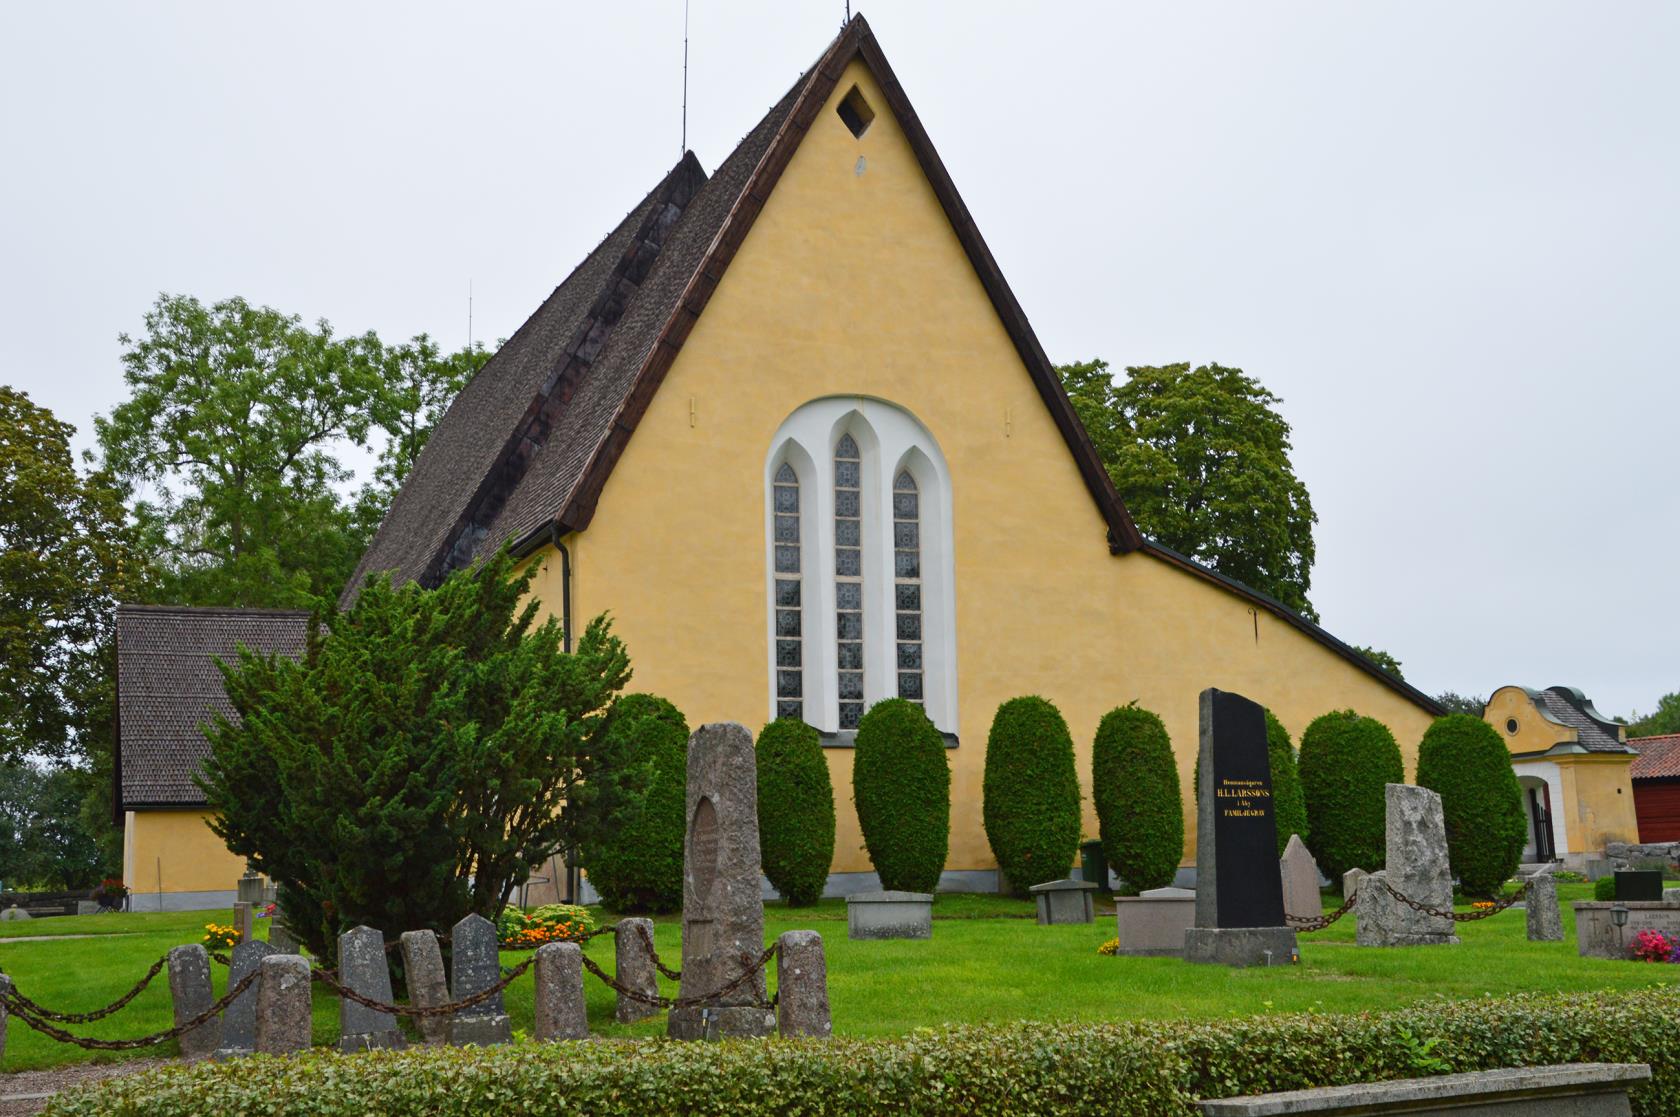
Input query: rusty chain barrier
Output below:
<box><xmin>1287</xmin><ymin>877</ymin><xmax>1534</xmax><ymax>933</ymax></box>
<box><xmin>1</xmin><ymin>968</ymin><xmax>258</xmax><ymax>1052</ymax></box>
<box><xmin>579</xmin><ymin>945</ymin><xmax>776</xmax><ymax>1011</ymax></box>
<box><xmin>312</xmin><ymin>956</ymin><xmax>536</xmax><ymax>1019</ymax></box>
<box><xmin>0</xmin><ymin>954</ymin><xmax>169</xmax><ymax>1024</ymax></box>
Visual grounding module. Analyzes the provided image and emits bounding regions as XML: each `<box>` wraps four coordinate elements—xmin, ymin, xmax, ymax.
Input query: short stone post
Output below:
<box><xmin>1342</xmin><ymin>868</ymin><xmax>1367</xmax><ymax>899</ymax></box>
<box><xmin>254</xmin><ymin>954</ymin><xmax>312</xmax><ymax>1055</ymax></box>
<box><xmin>774</xmin><ymin>931</ymin><xmax>831</xmax><ymax>1040</ymax></box>
<box><xmin>337</xmin><ymin>926</ymin><xmax>406</xmax><ymax>1052</ymax></box>
<box><xmin>1526</xmin><ymin>872</ymin><xmax>1564</xmax><ymax>942</ymax></box>
<box><xmin>213</xmin><ymin>940</ymin><xmax>275</xmax><ymax>1058</ymax></box>
<box><xmin>614</xmin><ymin>918</ymin><xmax>660</xmax><ymax>1023</ymax></box>
<box><xmin>533</xmin><ymin>942</ymin><xmax>588</xmax><ymax>1041</ymax></box>
<box><xmin>268</xmin><ymin>917</ymin><xmax>299</xmax><ymax>956</ymax></box>
<box><xmin>400</xmin><ymin>929</ymin><xmax>452</xmax><ymax>1044</ymax></box>
<box><xmin>167</xmin><ymin>944</ymin><xmax>223</xmax><ymax>1058</ymax></box>
<box><xmin>232</xmin><ymin>902</ymin><xmax>255</xmax><ymax>944</ymax></box>
<box><xmin>449</xmin><ymin>912</ymin><xmax>511</xmax><ymax>1045</ymax></box>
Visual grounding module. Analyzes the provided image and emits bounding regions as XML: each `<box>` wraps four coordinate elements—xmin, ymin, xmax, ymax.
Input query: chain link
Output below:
<box><xmin>1286</xmin><ymin>889</ymin><xmax>1361</xmax><ymax>931</ymax></box>
<box><xmin>1</xmin><ymin>968</ymin><xmax>259</xmax><ymax>1052</ymax></box>
<box><xmin>311</xmin><ymin>956</ymin><xmax>535</xmax><ymax>1019</ymax></box>
<box><xmin>1287</xmin><ymin>876</ymin><xmax>1533</xmax><ymax>932</ymax></box>
<box><xmin>579</xmin><ymin>945</ymin><xmax>775</xmax><ymax>1011</ymax></box>
<box><xmin>0</xmin><ymin>954</ymin><xmax>169</xmax><ymax>1023</ymax></box>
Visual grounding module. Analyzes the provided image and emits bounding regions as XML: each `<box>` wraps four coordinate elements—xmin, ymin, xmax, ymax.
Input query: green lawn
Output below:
<box><xmin>2</xmin><ymin>883</ymin><xmax>1673</xmax><ymax>1074</ymax></box>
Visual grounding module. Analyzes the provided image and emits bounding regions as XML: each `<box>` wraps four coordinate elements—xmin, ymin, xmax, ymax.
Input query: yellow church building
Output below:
<box><xmin>118</xmin><ymin>17</ymin><xmax>1446</xmax><ymax>909</ymax></box>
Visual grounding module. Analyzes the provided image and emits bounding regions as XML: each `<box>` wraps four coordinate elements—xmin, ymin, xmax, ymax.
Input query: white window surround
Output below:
<box><xmin>765</xmin><ymin>397</ymin><xmax>958</xmax><ymax>735</ymax></box>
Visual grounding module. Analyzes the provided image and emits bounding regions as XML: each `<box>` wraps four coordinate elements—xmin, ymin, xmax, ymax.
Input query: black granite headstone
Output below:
<box><xmin>1614</xmin><ymin>870</ymin><xmax>1663</xmax><ymax>902</ymax></box>
<box><xmin>1196</xmin><ymin>688</ymin><xmax>1286</xmax><ymax>929</ymax></box>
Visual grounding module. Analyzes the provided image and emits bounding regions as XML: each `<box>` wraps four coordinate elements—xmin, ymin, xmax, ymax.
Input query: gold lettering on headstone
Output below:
<box><xmin>1217</xmin><ymin>777</ymin><xmax>1273</xmax><ymax>818</ymax></box>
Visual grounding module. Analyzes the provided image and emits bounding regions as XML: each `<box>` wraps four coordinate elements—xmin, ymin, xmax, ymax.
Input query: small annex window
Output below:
<box><xmin>836</xmin><ymin>84</ymin><xmax>875</xmax><ymax>139</ymax></box>
<box><xmin>772</xmin><ymin>463</ymin><xmax>804</xmax><ymax>721</ymax></box>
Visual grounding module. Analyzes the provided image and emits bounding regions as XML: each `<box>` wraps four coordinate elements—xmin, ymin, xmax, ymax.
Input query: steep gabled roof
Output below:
<box><xmin>115</xmin><ymin>604</ymin><xmax>310</xmax><ymax>811</ymax></box>
<box><xmin>1532</xmin><ymin>685</ymin><xmax>1630</xmax><ymax>753</ymax></box>
<box><xmin>1630</xmin><ymin>734</ymin><xmax>1680</xmax><ymax>780</ymax></box>
<box><xmin>346</xmin><ymin>16</ymin><xmax>1143</xmax><ymax>602</ymax></box>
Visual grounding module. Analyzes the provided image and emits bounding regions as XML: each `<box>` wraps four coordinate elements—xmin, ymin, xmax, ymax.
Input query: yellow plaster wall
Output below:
<box><xmin>1485</xmin><ymin>686</ymin><xmax>1576</xmax><ymax>756</ymax></box>
<box><xmin>1556</xmin><ymin>756</ymin><xmax>1640</xmax><ymax>854</ymax></box>
<box><xmin>529</xmin><ymin>58</ymin><xmax>1437</xmax><ymax>875</ymax></box>
<box><xmin>124</xmin><ymin>810</ymin><xmax>246</xmax><ymax>895</ymax></box>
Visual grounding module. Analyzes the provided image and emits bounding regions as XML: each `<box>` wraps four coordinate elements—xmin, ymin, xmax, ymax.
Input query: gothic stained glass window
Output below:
<box><xmin>772</xmin><ymin>463</ymin><xmax>803</xmax><ymax>721</ymax></box>
<box><xmin>893</xmin><ymin>470</ymin><xmax>924</xmax><ymax>704</ymax></box>
<box><xmin>834</xmin><ymin>434</ymin><xmax>864</xmax><ymax>729</ymax></box>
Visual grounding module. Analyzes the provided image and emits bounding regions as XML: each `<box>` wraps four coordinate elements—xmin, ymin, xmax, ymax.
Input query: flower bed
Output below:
<box><xmin>496</xmin><ymin>904</ymin><xmax>595</xmax><ymax>949</ymax></box>
<box><xmin>43</xmin><ymin>988</ymin><xmax>1680</xmax><ymax>1117</ymax></box>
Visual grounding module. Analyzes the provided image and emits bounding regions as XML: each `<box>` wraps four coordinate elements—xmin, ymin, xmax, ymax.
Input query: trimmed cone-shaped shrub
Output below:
<box><xmin>1298</xmin><ymin>709</ymin><xmax>1403</xmax><ymax>883</ymax></box>
<box><xmin>983</xmin><ymin>696</ymin><xmax>1082</xmax><ymax>893</ymax></box>
<box><xmin>756</xmin><ymin>718</ymin><xmax>836</xmax><ymax>906</ymax></box>
<box><xmin>1265</xmin><ymin>710</ymin><xmax>1309</xmax><ymax>858</ymax></box>
<box><xmin>853</xmin><ymin>698</ymin><xmax>950</xmax><ymax>893</ymax></box>
<box><xmin>1415</xmin><ymin>713</ymin><xmax>1527</xmax><ymax>897</ymax></box>
<box><xmin>1092</xmin><ymin>704</ymin><xmax>1183</xmax><ymax>893</ymax></box>
<box><xmin>579</xmin><ymin>694</ymin><xmax>687</xmax><ymax>913</ymax></box>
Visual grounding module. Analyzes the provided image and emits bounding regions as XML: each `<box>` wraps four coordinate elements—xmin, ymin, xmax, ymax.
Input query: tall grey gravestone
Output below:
<box><xmin>449</xmin><ymin>912</ymin><xmax>511</xmax><ymax>1045</ymax></box>
<box><xmin>214</xmin><ymin>939</ymin><xmax>275</xmax><ymax>1058</ymax></box>
<box><xmin>1184</xmin><ymin>688</ymin><xmax>1299</xmax><ymax>966</ymax></box>
<box><xmin>1526</xmin><ymin>868</ymin><xmax>1565</xmax><ymax>942</ymax></box>
<box><xmin>400</xmin><ymin>929</ymin><xmax>452</xmax><ymax>1044</ymax></box>
<box><xmin>337</xmin><ymin>926</ymin><xmax>406</xmax><ymax>1051</ymax></box>
<box><xmin>1356</xmin><ymin>784</ymin><xmax>1459</xmax><ymax>946</ymax></box>
<box><xmin>1279</xmin><ymin>834</ymin><xmax>1323</xmax><ymax>924</ymax></box>
<box><xmin>167</xmin><ymin>943</ymin><xmax>224</xmax><ymax>1058</ymax></box>
<box><xmin>614</xmin><ymin>918</ymin><xmax>661</xmax><ymax>1024</ymax></box>
<box><xmin>667</xmin><ymin>722</ymin><xmax>776</xmax><ymax>1041</ymax></box>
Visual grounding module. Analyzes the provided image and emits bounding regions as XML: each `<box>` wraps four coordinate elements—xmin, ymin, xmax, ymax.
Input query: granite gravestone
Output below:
<box><xmin>399</xmin><ymin>929</ymin><xmax>452</xmax><ymax>1044</ymax></box>
<box><xmin>1356</xmin><ymin>784</ymin><xmax>1458</xmax><ymax>947</ymax></box>
<box><xmin>254</xmin><ymin>954</ymin><xmax>312</xmax><ymax>1055</ymax></box>
<box><xmin>613</xmin><ymin>918</ymin><xmax>660</xmax><ymax>1024</ymax></box>
<box><xmin>213</xmin><ymin>939</ymin><xmax>275</xmax><ymax>1058</ymax></box>
<box><xmin>1184</xmin><ymin>688</ymin><xmax>1299</xmax><ymax>966</ymax></box>
<box><xmin>1279</xmin><ymin>834</ymin><xmax>1323</xmax><ymax>924</ymax></box>
<box><xmin>533</xmin><ymin>941</ymin><xmax>589</xmax><ymax>1041</ymax></box>
<box><xmin>167</xmin><ymin>944</ymin><xmax>223</xmax><ymax>1057</ymax></box>
<box><xmin>667</xmin><ymin>722</ymin><xmax>775</xmax><ymax>1041</ymax></box>
<box><xmin>449</xmin><ymin>912</ymin><xmax>511</xmax><ymax>1045</ymax></box>
<box><xmin>337</xmin><ymin>925</ymin><xmax>406</xmax><ymax>1051</ymax></box>
<box><xmin>1526</xmin><ymin>867</ymin><xmax>1565</xmax><ymax>942</ymax></box>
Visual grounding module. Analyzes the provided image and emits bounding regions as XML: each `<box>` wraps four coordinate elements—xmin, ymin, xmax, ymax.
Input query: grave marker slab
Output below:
<box><xmin>1279</xmin><ymin>834</ymin><xmax>1322</xmax><ymax>924</ymax></box>
<box><xmin>337</xmin><ymin>925</ymin><xmax>406</xmax><ymax>1051</ymax></box>
<box><xmin>533</xmin><ymin>942</ymin><xmax>588</xmax><ymax>1041</ymax></box>
<box><xmin>775</xmin><ymin>930</ymin><xmax>831</xmax><ymax>1039</ymax></box>
<box><xmin>1356</xmin><ymin>784</ymin><xmax>1458</xmax><ymax>947</ymax></box>
<box><xmin>1527</xmin><ymin>870</ymin><xmax>1564</xmax><ymax>942</ymax></box>
<box><xmin>613</xmin><ymin>918</ymin><xmax>660</xmax><ymax>1024</ymax></box>
<box><xmin>254</xmin><ymin>954</ymin><xmax>311</xmax><ymax>1055</ymax></box>
<box><xmin>1184</xmin><ymin>688</ymin><xmax>1298</xmax><ymax>966</ymax></box>
<box><xmin>667</xmin><ymin>722</ymin><xmax>775</xmax><ymax>1041</ymax></box>
<box><xmin>232</xmin><ymin>902</ymin><xmax>255</xmax><ymax>944</ymax></box>
<box><xmin>449</xmin><ymin>912</ymin><xmax>511</xmax><ymax>1045</ymax></box>
<box><xmin>1029</xmin><ymin>879</ymin><xmax>1098</xmax><ymax>925</ymax></box>
<box><xmin>213</xmin><ymin>939</ymin><xmax>275</xmax><ymax>1058</ymax></box>
<box><xmin>167</xmin><ymin>944</ymin><xmax>223</xmax><ymax>1058</ymax></box>
<box><xmin>400</xmin><ymin>929</ymin><xmax>451</xmax><ymax>1044</ymax></box>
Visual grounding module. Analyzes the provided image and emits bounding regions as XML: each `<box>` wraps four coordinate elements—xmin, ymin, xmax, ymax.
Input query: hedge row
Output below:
<box><xmin>47</xmin><ymin>988</ymin><xmax>1680</xmax><ymax>1117</ymax></box>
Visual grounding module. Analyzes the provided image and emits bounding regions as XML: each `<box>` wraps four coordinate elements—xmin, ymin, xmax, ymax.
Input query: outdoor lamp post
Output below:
<box><xmin>1611</xmin><ymin>904</ymin><xmax>1629</xmax><ymax>952</ymax></box>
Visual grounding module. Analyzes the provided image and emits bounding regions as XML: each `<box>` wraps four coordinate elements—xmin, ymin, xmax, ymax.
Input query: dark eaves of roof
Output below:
<box><xmin>1138</xmin><ymin>540</ymin><xmax>1448</xmax><ymax>718</ymax></box>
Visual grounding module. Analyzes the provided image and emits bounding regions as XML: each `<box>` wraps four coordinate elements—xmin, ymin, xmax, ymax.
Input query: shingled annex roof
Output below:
<box><xmin>115</xmin><ymin>604</ymin><xmax>310</xmax><ymax>811</ymax></box>
<box><xmin>341</xmin><ymin>16</ymin><xmax>1439</xmax><ymax>717</ymax></box>
<box><xmin>1630</xmin><ymin>734</ymin><xmax>1680</xmax><ymax>780</ymax></box>
<box><xmin>1515</xmin><ymin>685</ymin><xmax>1632</xmax><ymax>755</ymax></box>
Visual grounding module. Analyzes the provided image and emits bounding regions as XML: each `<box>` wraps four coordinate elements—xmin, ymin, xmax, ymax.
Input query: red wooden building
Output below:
<box><xmin>1629</xmin><ymin>733</ymin><xmax>1680</xmax><ymax>842</ymax></box>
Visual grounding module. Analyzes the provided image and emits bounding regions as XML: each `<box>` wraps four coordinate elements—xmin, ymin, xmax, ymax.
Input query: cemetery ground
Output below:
<box><xmin>2</xmin><ymin>882</ymin><xmax>1675</xmax><ymax>1075</ymax></box>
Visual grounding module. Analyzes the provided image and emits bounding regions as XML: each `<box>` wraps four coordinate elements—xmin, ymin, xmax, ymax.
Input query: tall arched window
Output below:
<box><xmin>893</xmin><ymin>470</ymin><xmax>923</xmax><ymax>705</ymax></box>
<box><xmin>765</xmin><ymin>398</ymin><xmax>957</xmax><ymax>736</ymax></box>
<box><xmin>772</xmin><ymin>463</ymin><xmax>803</xmax><ymax>721</ymax></box>
<box><xmin>834</xmin><ymin>434</ymin><xmax>865</xmax><ymax>730</ymax></box>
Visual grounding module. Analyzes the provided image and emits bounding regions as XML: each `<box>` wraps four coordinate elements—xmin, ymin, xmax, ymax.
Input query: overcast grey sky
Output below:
<box><xmin>2</xmin><ymin>3</ymin><xmax>1675</xmax><ymax>717</ymax></box>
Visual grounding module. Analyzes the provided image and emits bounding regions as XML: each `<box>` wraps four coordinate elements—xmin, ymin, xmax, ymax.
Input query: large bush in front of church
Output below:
<box><xmin>1265</xmin><ymin>710</ymin><xmax>1310</xmax><ymax>857</ymax></box>
<box><xmin>1415</xmin><ymin>713</ymin><xmax>1527</xmax><ymax>897</ymax></box>
<box><xmin>199</xmin><ymin>549</ymin><xmax>634</xmax><ymax>959</ymax></box>
<box><xmin>580</xmin><ymin>694</ymin><xmax>689</xmax><ymax>913</ymax></box>
<box><xmin>1092</xmin><ymin>704</ymin><xmax>1182</xmax><ymax>893</ymax></box>
<box><xmin>756</xmin><ymin>717</ymin><xmax>835</xmax><ymax>906</ymax></box>
<box><xmin>983</xmin><ymin>696</ymin><xmax>1082</xmax><ymax>893</ymax></box>
<box><xmin>853</xmin><ymin>698</ymin><xmax>949</xmax><ymax>893</ymax></box>
<box><xmin>1297</xmin><ymin>710</ymin><xmax>1403</xmax><ymax>884</ymax></box>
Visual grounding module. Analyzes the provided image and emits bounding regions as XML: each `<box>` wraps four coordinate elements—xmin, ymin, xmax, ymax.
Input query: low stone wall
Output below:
<box><xmin>1198</xmin><ymin>1062</ymin><xmax>1650</xmax><ymax>1116</ymax></box>
<box><xmin>1605</xmin><ymin>841</ymin><xmax>1680</xmax><ymax>874</ymax></box>
<box><xmin>1573</xmin><ymin>901</ymin><xmax>1680</xmax><ymax>959</ymax></box>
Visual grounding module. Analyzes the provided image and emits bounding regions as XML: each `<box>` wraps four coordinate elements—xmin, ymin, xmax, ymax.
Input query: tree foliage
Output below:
<box><xmin>853</xmin><ymin>699</ymin><xmax>950</xmax><ymax>893</ymax></box>
<box><xmin>983</xmin><ymin>697</ymin><xmax>1082</xmax><ymax>893</ymax></box>
<box><xmin>1351</xmin><ymin>645</ymin><xmax>1405</xmax><ymax>681</ymax></box>
<box><xmin>1434</xmin><ymin>692</ymin><xmax>1487</xmax><ymax>717</ymax></box>
<box><xmin>0</xmin><ymin>762</ymin><xmax>108</xmax><ymax>890</ymax></box>
<box><xmin>198</xmin><ymin>550</ymin><xmax>631</xmax><ymax>956</ymax></box>
<box><xmin>756</xmin><ymin>718</ymin><xmax>836</xmax><ymax>906</ymax></box>
<box><xmin>94</xmin><ymin>294</ymin><xmax>479</xmax><ymax>609</ymax></box>
<box><xmin>0</xmin><ymin>387</ymin><xmax>135</xmax><ymax>767</ymax></box>
<box><xmin>1058</xmin><ymin>359</ymin><xmax>1318</xmax><ymax>618</ymax></box>
<box><xmin>1626</xmin><ymin>692</ymin><xmax>1680</xmax><ymax>738</ymax></box>
<box><xmin>579</xmin><ymin>694</ymin><xmax>688</xmax><ymax>914</ymax></box>
<box><xmin>1298</xmin><ymin>710</ymin><xmax>1404</xmax><ymax>883</ymax></box>
<box><xmin>1265</xmin><ymin>710</ymin><xmax>1309</xmax><ymax>857</ymax></box>
<box><xmin>1092</xmin><ymin>704</ymin><xmax>1183</xmax><ymax>893</ymax></box>
<box><xmin>1415</xmin><ymin>714</ymin><xmax>1527</xmax><ymax>897</ymax></box>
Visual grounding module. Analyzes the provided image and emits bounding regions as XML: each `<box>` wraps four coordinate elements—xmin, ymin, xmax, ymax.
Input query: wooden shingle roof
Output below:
<box><xmin>115</xmin><ymin>604</ymin><xmax>310</xmax><ymax>811</ymax></box>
